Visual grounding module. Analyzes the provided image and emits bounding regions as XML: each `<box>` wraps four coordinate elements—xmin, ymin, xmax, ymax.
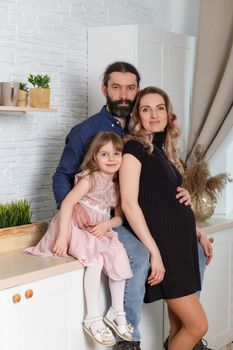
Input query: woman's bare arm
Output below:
<box><xmin>119</xmin><ymin>153</ymin><xmax>165</xmax><ymax>285</ymax></box>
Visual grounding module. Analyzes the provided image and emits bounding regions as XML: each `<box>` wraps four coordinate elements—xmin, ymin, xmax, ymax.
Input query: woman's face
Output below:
<box><xmin>139</xmin><ymin>93</ymin><xmax>168</xmax><ymax>133</ymax></box>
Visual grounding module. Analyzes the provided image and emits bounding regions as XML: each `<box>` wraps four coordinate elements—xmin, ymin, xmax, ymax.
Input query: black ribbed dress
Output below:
<box><xmin>123</xmin><ymin>133</ymin><xmax>201</xmax><ymax>303</ymax></box>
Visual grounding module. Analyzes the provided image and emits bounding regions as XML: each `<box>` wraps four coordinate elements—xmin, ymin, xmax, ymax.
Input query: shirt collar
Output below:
<box><xmin>100</xmin><ymin>106</ymin><xmax>129</xmax><ymax>133</ymax></box>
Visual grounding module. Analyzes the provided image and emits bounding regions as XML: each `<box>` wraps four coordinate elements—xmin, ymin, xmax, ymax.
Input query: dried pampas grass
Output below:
<box><xmin>183</xmin><ymin>144</ymin><xmax>232</xmax><ymax>201</ymax></box>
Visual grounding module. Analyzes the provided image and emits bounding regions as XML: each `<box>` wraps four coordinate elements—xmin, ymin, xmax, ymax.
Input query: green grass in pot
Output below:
<box><xmin>0</xmin><ymin>199</ymin><xmax>32</xmax><ymax>229</ymax></box>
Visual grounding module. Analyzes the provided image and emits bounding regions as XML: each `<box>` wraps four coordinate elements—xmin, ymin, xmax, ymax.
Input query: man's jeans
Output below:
<box><xmin>198</xmin><ymin>240</ymin><xmax>207</xmax><ymax>296</ymax></box>
<box><xmin>116</xmin><ymin>226</ymin><xmax>207</xmax><ymax>341</ymax></box>
<box><xmin>116</xmin><ymin>225</ymin><xmax>150</xmax><ymax>341</ymax></box>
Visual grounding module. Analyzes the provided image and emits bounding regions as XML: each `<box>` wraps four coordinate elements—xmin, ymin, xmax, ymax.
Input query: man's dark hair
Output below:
<box><xmin>102</xmin><ymin>61</ymin><xmax>141</xmax><ymax>87</ymax></box>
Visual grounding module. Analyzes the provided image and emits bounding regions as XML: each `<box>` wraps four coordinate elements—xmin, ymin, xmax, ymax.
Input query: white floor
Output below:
<box><xmin>219</xmin><ymin>343</ymin><xmax>233</xmax><ymax>350</ymax></box>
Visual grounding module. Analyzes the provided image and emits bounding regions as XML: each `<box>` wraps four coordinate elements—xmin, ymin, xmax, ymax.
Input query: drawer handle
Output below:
<box><xmin>209</xmin><ymin>237</ymin><xmax>214</xmax><ymax>243</ymax></box>
<box><xmin>12</xmin><ymin>293</ymin><xmax>21</xmax><ymax>303</ymax></box>
<box><xmin>25</xmin><ymin>289</ymin><xmax>33</xmax><ymax>299</ymax></box>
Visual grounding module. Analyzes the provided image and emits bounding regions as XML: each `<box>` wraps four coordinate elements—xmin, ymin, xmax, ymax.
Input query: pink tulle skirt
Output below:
<box><xmin>25</xmin><ymin>205</ymin><xmax>132</xmax><ymax>281</ymax></box>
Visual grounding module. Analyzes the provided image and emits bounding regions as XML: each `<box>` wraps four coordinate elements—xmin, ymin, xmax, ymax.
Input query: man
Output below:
<box><xmin>53</xmin><ymin>61</ymin><xmax>212</xmax><ymax>350</ymax></box>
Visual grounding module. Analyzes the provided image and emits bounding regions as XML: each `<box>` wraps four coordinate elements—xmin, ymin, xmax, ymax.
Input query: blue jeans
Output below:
<box><xmin>197</xmin><ymin>240</ymin><xmax>207</xmax><ymax>297</ymax></box>
<box><xmin>115</xmin><ymin>225</ymin><xmax>150</xmax><ymax>341</ymax></box>
<box><xmin>116</xmin><ymin>226</ymin><xmax>207</xmax><ymax>341</ymax></box>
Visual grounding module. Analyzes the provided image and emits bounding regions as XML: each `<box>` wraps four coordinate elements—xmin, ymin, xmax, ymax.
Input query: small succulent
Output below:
<box><xmin>28</xmin><ymin>74</ymin><xmax>50</xmax><ymax>88</ymax></box>
<box><xmin>19</xmin><ymin>82</ymin><xmax>29</xmax><ymax>92</ymax></box>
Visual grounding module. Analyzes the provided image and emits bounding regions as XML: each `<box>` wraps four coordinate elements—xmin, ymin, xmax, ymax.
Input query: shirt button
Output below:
<box><xmin>112</xmin><ymin>124</ymin><xmax>114</xmax><ymax>127</ymax></box>
<box><xmin>117</xmin><ymin>121</ymin><xmax>120</xmax><ymax>124</ymax></box>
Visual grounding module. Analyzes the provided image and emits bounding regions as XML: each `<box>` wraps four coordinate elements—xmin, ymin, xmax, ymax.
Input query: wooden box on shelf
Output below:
<box><xmin>29</xmin><ymin>88</ymin><xmax>50</xmax><ymax>108</ymax></box>
<box><xmin>0</xmin><ymin>221</ymin><xmax>48</xmax><ymax>253</ymax></box>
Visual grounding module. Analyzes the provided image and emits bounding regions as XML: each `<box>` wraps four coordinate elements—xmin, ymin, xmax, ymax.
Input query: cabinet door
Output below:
<box><xmin>140</xmin><ymin>300</ymin><xmax>164</xmax><ymax>350</ymax></box>
<box><xmin>0</xmin><ymin>311</ymin><xmax>5</xmax><ymax>349</ymax></box>
<box><xmin>200</xmin><ymin>229</ymin><xmax>233</xmax><ymax>349</ymax></box>
<box><xmin>137</xmin><ymin>27</ymin><xmax>169</xmax><ymax>89</ymax></box>
<box><xmin>166</xmin><ymin>32</ymin><xmax>195</xmax><ymax>151</ymax></box>
<box><xmin>0</xmin><ymin>269</ymin><xmax>85</xmax><ymax>350</ymax></box>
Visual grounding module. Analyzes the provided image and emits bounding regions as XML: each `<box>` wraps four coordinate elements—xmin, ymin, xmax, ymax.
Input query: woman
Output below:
<box><xmin>119</xmin><ymin>86</ymin><xmax>208</xmax><ymax>350</ymax></box>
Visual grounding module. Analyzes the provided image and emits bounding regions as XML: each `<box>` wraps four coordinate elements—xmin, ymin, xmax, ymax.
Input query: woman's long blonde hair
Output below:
<box><xmin>128</xmin><ymin>86</ymin><xmax>183</xmax><ymax>172</ymax></box>
<box><xmin>80</xmin><ymin>131</ymin><xmax>124</xmax><ymax>180</ymax></box>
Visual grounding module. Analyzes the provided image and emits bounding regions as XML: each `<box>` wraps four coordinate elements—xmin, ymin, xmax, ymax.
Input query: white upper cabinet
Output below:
<box><xmin>88</xmin><ymin>25</ymin><xmax>195</xmax><ymax>152</ymax></box>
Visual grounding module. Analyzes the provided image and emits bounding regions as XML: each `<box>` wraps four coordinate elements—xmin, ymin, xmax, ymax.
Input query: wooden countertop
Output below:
<box><xmin>198</xmin><ymin>213</ymin><xmax>233</xmax><ymax>234</ymax></box>
<box><xmin>0</xmin><ymin>213</ymin><xmax>232</xmax><ymax>291</ymax></box>
<box><xmin>0</xmin><ymin>250</ymin><xmax>83</xmax><ymax>291</ymax></box>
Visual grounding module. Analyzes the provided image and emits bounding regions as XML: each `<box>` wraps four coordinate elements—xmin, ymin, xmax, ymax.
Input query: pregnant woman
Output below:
<box><xmin>119</xmin><ymin>86</ymin><xmax>208</xmax><ymax>350</ymax></box>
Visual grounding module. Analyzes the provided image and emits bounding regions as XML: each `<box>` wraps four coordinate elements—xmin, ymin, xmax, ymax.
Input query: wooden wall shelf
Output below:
<box><xmin>0</xmin><ymin>106</ymin><xmax>57</xmax><ymax>113</ymax></box>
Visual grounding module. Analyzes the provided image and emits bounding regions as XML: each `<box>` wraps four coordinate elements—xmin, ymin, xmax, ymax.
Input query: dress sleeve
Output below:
<box><xmin>123</xmin><ymin>140</ymin><xmax>146</xmax><ymax>164</ymax></box>
<box><xmin>74</xmin><ymin>170</ymin><xmax>91</xmax><ymax>185</ymax></box>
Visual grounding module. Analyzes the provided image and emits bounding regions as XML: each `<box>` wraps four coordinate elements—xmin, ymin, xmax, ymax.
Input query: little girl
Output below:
<box><xmin>25</xmin><ymin>132</ymin><xmax>133</xmax><ymax>347</ymax></box>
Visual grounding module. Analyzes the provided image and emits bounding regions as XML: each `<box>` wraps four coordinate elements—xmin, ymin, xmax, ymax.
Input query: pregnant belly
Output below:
<box><xmin>143</xmin><ymin>199</ymin><xmax>196</xmax><ymax>241</ymax></box>
<box><xmin>175</xmin><ymin>202</ymin><xmax>196</xmax><ymax>232</ymax></box>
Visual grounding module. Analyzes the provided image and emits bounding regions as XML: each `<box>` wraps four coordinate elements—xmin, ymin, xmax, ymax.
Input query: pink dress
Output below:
<box><xmin>25</xmin><ymin>171</ymin><xmax>133</xmax><ymax>281</ymax></box>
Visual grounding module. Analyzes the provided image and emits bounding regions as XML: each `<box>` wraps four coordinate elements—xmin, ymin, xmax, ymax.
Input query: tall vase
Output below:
<box><xmin>1</xmin><ymin>82</ymin><xmax>20</xmax><ymax>106</ymax></box>
<box><xmin>191</xmin><ymin>192</ymin><xmax>217</xmax><ymax>222</ymax></box>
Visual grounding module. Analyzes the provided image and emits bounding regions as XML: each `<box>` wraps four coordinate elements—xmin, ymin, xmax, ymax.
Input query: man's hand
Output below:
<box><xmin>196</xmin><ymin>226</ymin><xmax>213</xmax><ymax>265</ymax></box>
<box><xmin>72</xmin><ymin>203</ymin><xmax>91</xmax><ymax>229</ymax></box>
<box><xmin>176</xmin><ymin>187</ymin><xmax>192</xmax><ymax>206</ymax></box>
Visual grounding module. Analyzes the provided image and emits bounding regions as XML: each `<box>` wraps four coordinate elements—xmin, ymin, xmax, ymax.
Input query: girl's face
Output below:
<box><xmin>96</xmin><ymin>141</ymin><xmax>122</xmax><ymax>178</ymax></box>
<box><xmin>139</xmin><ymin>93</ymin><xmax>168</xmax><ymax>133</ymax></box>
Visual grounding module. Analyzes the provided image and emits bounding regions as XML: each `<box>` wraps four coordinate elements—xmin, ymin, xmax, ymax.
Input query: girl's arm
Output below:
<box><xmin>87</xmin><ymin>203</ymin><xmax>124</xmax><ymax>238</ymax></box>
<box><xmin>112</xmin><ymin>203</ymin><xmax>124</xmax><ymax>228</ymax></box>
<box><xmin>119</xmin><ymin>153</ymin><xmax>165</xmax><ymax>286</ymax></box>
<box><xmin>53</xmin><ymin>177</ymin><xmax>90</xmax><ymax>256</ymax></box>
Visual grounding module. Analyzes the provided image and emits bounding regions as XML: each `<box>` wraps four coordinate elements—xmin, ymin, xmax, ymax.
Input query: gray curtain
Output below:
<box><xmin>187</xmin><ymin>0</ymin><xmax>233</xmax><ymax>161</ymax></box>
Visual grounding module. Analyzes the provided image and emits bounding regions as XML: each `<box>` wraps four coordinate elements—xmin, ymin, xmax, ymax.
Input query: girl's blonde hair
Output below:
<box><xmin>80</xmin><ymin>131</ymin><xmax>124</xmax><ymax>178</ymax></box>
<box><xmin>128</xmin><ymin>86</ymin><xmax>183</xmax><ymax>172</ymax></box>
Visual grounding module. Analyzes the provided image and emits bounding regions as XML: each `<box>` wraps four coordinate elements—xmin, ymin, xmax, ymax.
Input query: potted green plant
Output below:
<box><xmin>182</xmin><ymin>144</ymin><xmax>232</xmax><ymax>222</ymax></box>
<box><xmin>0</xmin><ymin>199</ymin><xmax>47</xmax><ymax>252</ymax></box>
<box><xmin>28</xmin><ymin>74</ymin><xmax>51</xmax><ymax>108</ymax></box>
<box><xmin>17</xmin><ymin>83</ymin><xmax>29</xmax><ymax>107</ymax></box>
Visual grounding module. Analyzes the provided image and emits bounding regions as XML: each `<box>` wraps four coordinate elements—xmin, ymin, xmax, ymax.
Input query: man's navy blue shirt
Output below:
<box><xmin>52</xmin><ymin>106</ymin><xmax>128</xmax><ymax>208</ymax></box>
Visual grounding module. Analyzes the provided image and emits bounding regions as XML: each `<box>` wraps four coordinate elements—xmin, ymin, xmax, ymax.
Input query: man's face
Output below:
<box><xmin>102</xmin><ymin>72</ymin><xmax>139</xmax><ymax>119</ymax></box>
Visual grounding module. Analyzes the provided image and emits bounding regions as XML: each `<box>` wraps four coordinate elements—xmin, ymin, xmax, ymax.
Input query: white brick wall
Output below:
<box><xmin>0</xmin><ymin>0</ymin><xmax>192</xmax><ymax>221</ymax></box>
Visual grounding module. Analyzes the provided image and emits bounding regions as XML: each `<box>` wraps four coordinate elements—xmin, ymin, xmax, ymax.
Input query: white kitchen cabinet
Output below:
<box><xmin>0</xmin><ymin>253</ymin><xmax>164</xmax><ymax>350</ymax></box>
<box><xmin>88</xmin><ymin>24</ymin><xmax>195</xmax><ymax>151</ymax></box>
<box><xmin>140</xmin><ymin>300</ymin><xmax>164</xmax><ymax>349</ymax></box>
<box><xmin>200</xmin><ymin>228</ymin><xmax>233</xmax><ymax>349</ymax></box>
<box><xmin>0</xmin><ymin>269</ymin><xmax>86</xmax><ymax>350</ymax></box>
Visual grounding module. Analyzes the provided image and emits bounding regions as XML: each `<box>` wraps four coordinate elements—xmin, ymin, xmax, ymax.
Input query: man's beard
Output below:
<box><xmin>106</xmin><ymin>94</ymin><xmax>134</xmax><ymax>119</ymax></box>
